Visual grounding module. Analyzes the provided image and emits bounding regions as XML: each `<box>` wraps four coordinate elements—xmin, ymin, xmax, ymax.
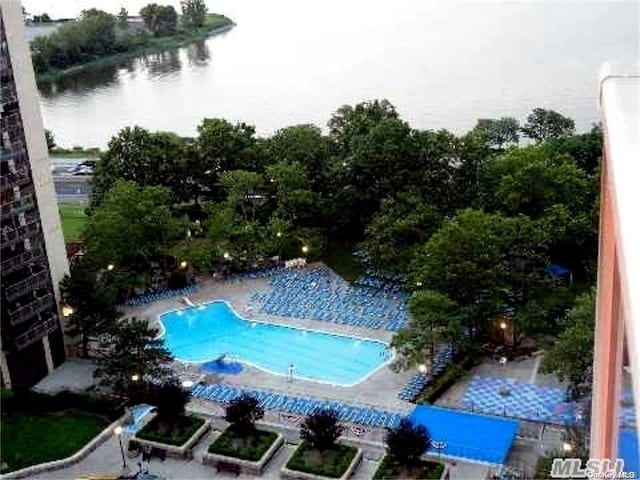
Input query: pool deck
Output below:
<box><xmin>129</xmin><ymin>273</ymin><xmax>416</xmax><ymax>414</ymax></box>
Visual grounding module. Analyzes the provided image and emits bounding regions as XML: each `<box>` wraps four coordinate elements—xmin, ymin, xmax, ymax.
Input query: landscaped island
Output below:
<box><xmin>32</xmin><ymin>2</ymin><xmax>234</xmax><ymax>85</ymax></box>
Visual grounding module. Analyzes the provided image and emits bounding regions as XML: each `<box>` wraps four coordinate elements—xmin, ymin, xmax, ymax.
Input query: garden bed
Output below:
<box><xmin>373</xmin><ymin>455</ymin><xmax>445</xmax><ymax>479</ymax></box>
<box><xmin>208</xmin><ymin>428</ymin><xmax>278</xmax><ymax>460</ymax></box>
<box><xmin>203</xmin><ymin>428</ymin><xmax>283</xmax><ymax>475</ymax></box>
<box><xmin>282</xmin><ymin>441</ymin><xmax>361</xmax><ymax>479</ymax></box>
<box><xmin>133</xmin><ymin>415</ymin><xmax>209</xmax><ymax>459</ymax></box>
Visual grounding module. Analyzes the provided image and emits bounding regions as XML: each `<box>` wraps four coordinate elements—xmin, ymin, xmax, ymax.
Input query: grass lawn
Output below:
<box><xmin>373</xmin><ymin>455</ymin><xmax>444</xmax><ymax>479</ymax></box>
<box><xmin>136</xmin><ymin>415</ymin><xmax>205</xmax><ymax>446</ymax></box>
<box><xmin>286</xmin><ymin>441</ymin><xmax>358</xmax><ymax>478</ymax></box>
<box><xmin>0</xmin><ymin>409</ymin><xmax>109</xmax><ymax>473</ymax></box>
<box><xmin>322</xmin><ymin>238</ymin><xmax>364</xmax><ymax>282</ymax></box>
<box><xmin>208</xmin><ymin>428</ymin><xmax>278</xmax><ymax>461</ymax></box>
<box><xmin>58</xmin><ymin>203</ymin><xmax>87</xmax><ymax>242</ymax></box>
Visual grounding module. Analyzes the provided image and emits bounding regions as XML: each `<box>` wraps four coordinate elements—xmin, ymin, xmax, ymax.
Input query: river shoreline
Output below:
<box><xmin>35</xmin><ymin>18</ymin><xmax>235</xmax><ymax>86</ymax></box>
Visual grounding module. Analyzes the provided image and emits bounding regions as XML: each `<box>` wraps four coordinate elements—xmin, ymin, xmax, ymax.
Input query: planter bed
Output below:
<box><xmin>373</xmin><ymin>455</ymin><xmax>445</xmax><ymax>480</ymax></box>
<box><xmin>132</xmin><ymin>415</ymin><xmax>209</xmax><ymax>459</ymax></box>
<box><xmin>281</xmin><ymin>441</ymin><xmax>362</xmax><ymax>479</ymax></box>
<box><xmin>203</xmin><ymin>428</ymin><xmax>283</xmax><ymax>475</ymax></box>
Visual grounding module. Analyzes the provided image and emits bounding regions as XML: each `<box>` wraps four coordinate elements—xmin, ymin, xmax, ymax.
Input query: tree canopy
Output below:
<box><xmin>521</xmin><ymin>108</ymin><xmax>575</xmax><ymax>142</ymax></box>
<box><xmin>140</xmin><ymin>3</ymin><xmax>178</xmax><ymax>36</ymax></box>
<box><xmin>94</xmin><ymin>317</ymin><xmax>173</xmax><ymax>393</ymax></box>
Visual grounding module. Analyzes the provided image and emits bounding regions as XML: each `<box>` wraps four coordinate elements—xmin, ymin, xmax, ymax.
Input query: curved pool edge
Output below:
<box><xmin>156</xmin><ymin>298</ymin><xmax>397</xmax><ymax>388</ymax></box>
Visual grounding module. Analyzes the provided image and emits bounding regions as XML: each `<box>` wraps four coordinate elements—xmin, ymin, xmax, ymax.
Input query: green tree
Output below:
<box><xmin>328</xmin><ymin>99</ymin><xmax>399</xmax><ymax>153</ymax></box>
<box><xmin>266</xmin><ymin>124</ymin><xmax>333</xmax><ymax>190</ymax></box>
<box><xmin>266</xmin><ymin>160</ymin><xmax>320</xmax><ymax>227</ymax></box>
<box><xmin>151</xmin><ymin>379</ymin><xmax>191</xmax><ymax>422</ymax></box>
<box><xmin>521</xmin><ymin>108</ymin><xmax>575</xmax><ymax>142</ymax></box>
<box><xmin>140</xmin><ymin>3</ymin><xmax>178</xmax><ymax>36</ymax></box>
<box><xmin>300</xmin><ymin>409</ymin><xmax>344</xmax><ymax>451</ymax></box>
<box><xmin>392</xmin><ymin>290</ymin><xmax>462</xmax><ymax>370</ymax></box>
<box><xmin>59</xmin><ymin>258</ymin><xmax>120</xmax><ymax>358</ymax></box>
<box><xmin>542</xmin><ymin>289</ymin><xmax>595</xmax><ymax>399</ymax></box>
<box><xmin>219</xmin><ymin>170</ymin><xmax>265</xmax><ymax>223</ymax></box>
<box><xmin>181</xmin><ymin>0</ymin><xmax>207</xmax><ymax>29</ymax></box>
<box><xmin>225</xmin><ymin>394</ymin><xmax>264</xmax><ymax>436</ymax></box>
<box><xmin>94</xmin><ymin>317</ymin><xmax>173</xmax><ymax>393</ymax></box>
<box><xmin>30</xmin><ymin>9</ymin><xmax>121</xmax><ymax>73</ymax></box>
<box><xmin>473</xmin><ymin>117</ymin><xmax>520</xmax><ymax>149</ymax></box>
<box><xmin>546</xmin><ymin>123</ymin><xmax>603</xmax><ymax>174</ymax></box>
<box><xmin>91</xmin><ymin>126</ymin><xmax>191</xmax><ymax>206</ymax></box>
<box><xmin>385</xmin><ymin>418</ymin><xmax>429</xmax><ymax>468</ymax></box>
<box><xmin>480</xmin><ymin>145</ymin><xmax>590</xmax><ymax>219</ymax></box>
<box><xmin>196</xmin><ymin>118</ymin><xmax>260</xmax><ymax>199</ymax></box>
<box><xmin>360</xmin><ymin>191</ymin><xmax>441</xmax><ymax>272</ymax></box>
<box><xmin>117</xmin><ymin>7</ymin><xmax>129</xmax><ymax>29</ymax></box>
<box><xmin>410</xmin><ymin>209</ymin><xmax>555</xmax><ymax>341</ymax></box>
<box><xmin>83</xmin><ymin>181</ymin><xmax>184</xmax><ymax>291</ymax></box>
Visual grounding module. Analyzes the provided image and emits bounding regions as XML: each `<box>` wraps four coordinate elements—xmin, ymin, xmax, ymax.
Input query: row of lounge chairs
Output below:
<box><xmin>190</xmin><ymin>383</ymin><xmax>404</xmax><ymax>429</ymax></box>
<box><xmin>228</xmin><ymin>266</ymin><xmax>287</xmax><ymax>282</ymax></box>
<box><xmin>397</xmin><ymin>373</ymin><xmax>432</xmax><ymax>401</ymax></box>
<box><xmin>125</xmin><ymin>284</ymin><xmax>198</xmax><ymax>307</ymax></box>
<box><xmin>251</xmin><ymin>268</ymin><xmax>410</xmax><ymax>332</ymax></box>
<box><xmin>397</xmin><ymin>345</ymin><xmax>456</xmax><ymax>402</ymax></box>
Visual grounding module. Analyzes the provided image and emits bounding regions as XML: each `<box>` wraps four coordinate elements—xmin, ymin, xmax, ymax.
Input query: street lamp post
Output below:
<box><xmin>114</xmin><ymin>426</ymin><xmax>127</xmax><ymax>468</ymax></box>
<box><xmin>499</xmin><ymin>321</ymin><xmax>507</xmax><ymax>347</ymax></box>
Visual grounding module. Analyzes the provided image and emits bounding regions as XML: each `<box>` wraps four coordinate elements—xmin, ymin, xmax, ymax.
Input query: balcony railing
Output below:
<box><xmin>0</xmin><ymin>245</ymin><xmax>45</xmax><ymax>275</ymax></box>
<box><xmin>0</xmin><ymin>168</ymin><xmax>31</xmax><ymax>191</ymax></box>
<box><xmin>4</xmin><ymin>269</ymin><xmax>51</xmax><ymax>300</ymax></box>
<box><xmin>0</xmin><ymin>193</ymin><xmax>35</xmax><ymax>220</ymax></box>
<box><xmin>14</xmin><ymin>313</ymin><xmax>59</xmax><ymax>351</ymax></box>
<box><xmin>1</xmin><ymin>218</ymin><xmax>41</xmax><ymax>245</ymax></box>
<box><xmin>7</xmin><ymin>293</ymin><xmax>55</xmax><ymax>327</ymax></box>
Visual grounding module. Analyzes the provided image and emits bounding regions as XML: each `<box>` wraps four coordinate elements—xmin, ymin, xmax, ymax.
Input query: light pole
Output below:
<box><xmin>499</xmin><ymin>321</ymin><xmax>507</xmax><ymax>348</ymax></box>
<box><xmin>114</xmin><ymin>426</ymin><xmax>127</xmax><ymax>468</ymax></box>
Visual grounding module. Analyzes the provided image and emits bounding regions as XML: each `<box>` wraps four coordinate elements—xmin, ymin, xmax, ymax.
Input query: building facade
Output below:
<box><xmin>1</xmin><ymin>1</ymin><xmax>69</xmax><ymax>389</ymax></box>
<box><xmin>591</xmin><ymin>63</ymin><xmax>639</xmax><ymax>470</ymax></box>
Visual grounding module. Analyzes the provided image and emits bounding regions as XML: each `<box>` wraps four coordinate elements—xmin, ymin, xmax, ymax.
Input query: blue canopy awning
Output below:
<box><xmin>409</xmin><ymin>405</ymin><xmax>519</xmax><ymax>465</ymax></box>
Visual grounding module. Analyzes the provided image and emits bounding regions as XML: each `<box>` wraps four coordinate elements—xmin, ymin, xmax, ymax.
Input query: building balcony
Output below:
<box><xmin>0</xmin><ymin>84</ymin><xmax>15</xmax><ymax>104</ymax></box>
<box><xmin>0</xmin><ymin>245</ymin><xmax>45</xmax><ymax>275</ymax></box>
<box><xmin>4</xmin><ymin>269</ymin><xmax>51</xmax><ymax>300</ymax></box>
<box><xmin>7</xmin><ymin>293</ymin><xmax>55</xmax><ymax>327</ymax></box>
<box><xmin>13</xmin><ymin>312</ymin><xmax>59</xmax><ymax>351</ymax></box>
<box><xmin>0</xmin><ymin>193</ymin><xmax>35</xmax><ymax>220</ymax></box>
<box><xmin>0</xmin><ymin>168</ymin><xmax>31</xmax><ymax>191</ymax></box>
<box><xmin>1</xmin><ymin>218</ymin><xmax>41</xmax><ymax>246</ymax></box>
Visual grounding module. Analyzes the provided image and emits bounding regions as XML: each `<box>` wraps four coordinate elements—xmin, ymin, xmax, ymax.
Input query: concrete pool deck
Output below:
<box><xmin>128</xmin><ymin>273</ymin><xmax>416</xmax><ymax>413</ymax></box>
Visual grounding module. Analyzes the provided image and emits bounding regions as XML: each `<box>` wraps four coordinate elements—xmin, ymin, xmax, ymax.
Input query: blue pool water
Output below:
<box><xmin>158</xmin><ymin>301</ymin><xmax>392</xmax><ymax>386</ymax></box>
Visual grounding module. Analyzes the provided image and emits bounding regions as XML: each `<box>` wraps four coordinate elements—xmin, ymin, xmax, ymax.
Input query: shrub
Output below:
<box><xmin>286</xmin><ymin>441</ymin><xmax>357</xmax><ymax>478</ymax></box>
<box><xmin>208</xmin><ymin>428</ymin><xmax>278</xmax><ymax>461</ymax></box>
<box><xmin>385</xmin><ymin>418</ymin><xmax>429</xmax><ymax>467</ymax></box>
<box><xmin>150</xmin><ymin>379</ymin><xmax>190</xmax><ymax>421</ymax></box>
<box><xmin>225</xmin><ymin>394</ymin><xmax>264</xmax><ymax>436</ymax></box>
<box><xmin>300</xmin><ymin>408</ymin><xmax>344</xmax><ymax>451</ymax></box>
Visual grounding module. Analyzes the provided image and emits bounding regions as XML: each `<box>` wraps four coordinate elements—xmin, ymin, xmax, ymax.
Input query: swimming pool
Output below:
<box><xmin>158</xmin><ymin>301</ymin><xmax>392</xmax><ymax>386</ymax></box>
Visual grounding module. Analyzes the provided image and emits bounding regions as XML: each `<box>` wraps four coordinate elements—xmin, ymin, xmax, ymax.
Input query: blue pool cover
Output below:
<box><xmin>619</xmin><ymin>429</ymin><xmax>639</xmax><ymax>477</ymax></box>
<box><xmin>409</xmin><ymin>405</ymin><xmax>519</xmax><ymax>465</ymax></box>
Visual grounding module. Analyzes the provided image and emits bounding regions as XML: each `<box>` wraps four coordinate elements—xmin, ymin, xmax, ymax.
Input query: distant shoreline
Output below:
<box><xmin>35</xmin><ymin>17</ymin><xmax>235</xmax><ymax>86</ymax></box>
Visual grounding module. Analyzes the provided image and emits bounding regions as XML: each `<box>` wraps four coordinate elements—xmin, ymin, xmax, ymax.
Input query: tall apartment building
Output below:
<box><xmin>1</xmin><ymin>1</ymin><xmax>69</xmax><ymax>389</ymax></box>
<box><xmin>591</xmin><ymin>64</ymin><xmax>639</xmax><ymax>472</ymax></box>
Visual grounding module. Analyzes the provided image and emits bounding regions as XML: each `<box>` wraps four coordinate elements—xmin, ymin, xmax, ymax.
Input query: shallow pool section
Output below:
<box><xmin>158</xmin><ymin>301</ymin><xmax>392</xmax><ymax>386</ymax></box>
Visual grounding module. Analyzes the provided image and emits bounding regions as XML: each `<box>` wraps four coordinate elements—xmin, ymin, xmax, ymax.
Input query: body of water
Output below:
<box><xmin>158</xmin><ymin>301</ymin><xmax>391</xmax><ymax>386</ymax></box>
<box><xmin>24</xmin><ymin>0</ymin><xmax>639</xmax><ymax>148</ymax></box>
